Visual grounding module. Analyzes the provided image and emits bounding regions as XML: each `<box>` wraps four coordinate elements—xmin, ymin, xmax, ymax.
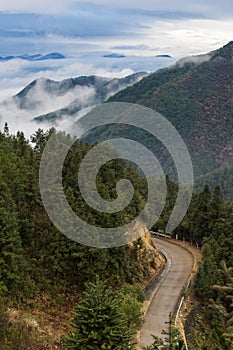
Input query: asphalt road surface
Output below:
<box><xmin>139</xmin><ymin>237</ymin><xmax>194</xmax><ymax>348</ymax></box>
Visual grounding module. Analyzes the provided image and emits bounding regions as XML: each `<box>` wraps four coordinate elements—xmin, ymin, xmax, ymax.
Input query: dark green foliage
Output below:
<box><xmin>0</xmin><ymin>124</ymin><xmax>232</xmax><ymax>349</ymax></box>
<box><xmin>210</xmin><ymin>261</ymin><xmax>233</xmax><ymax>348</ymax></box>
<box><xmin>143</xmin><ymin>328</ymin><xmax>186</xmax><ymax>350</ymax></box>
<box><xmin>0</xmin><ymin>128</ymin><xmax>154</xmax><ymax>298</ymax></box>
<box><xmin>0</xmin><ymin>127</ymin><xmax>155</xmax><ymax>348</ymax></box>
<box><xmin>188</xmin><ymin>184</ymin><xmax>212</xmax><ymax>244</ymax></box>
<box><xmin>194</xmin><ymin>239</ymin><xmax>220</xmax><ymax>300</ymax></box>
<box><xmin>63</xmin><ymin>139</ymin><xmax>148</xmax><ymax>229</ymax></box>
<box><xmin>195</xmin><ymin>163</ymin><xmax>233</xmax><ymax>202</ymax></box>
<box><xmin>158</xmin><ymin>180</ymin><xmax>233</xmax><ymax>349</ymax></box>
<box><xmin>185</xmin><ymin>304</ymin><xmax>231</xmax><ymax>350</ymax></box>
<box><xmin>62</xmin><ymin>277</ymin><xmax>135</xmax><ymax>349</ymax></box>
<box><xmin>190</xmin><ymin>194</ymin><xmax>233</xmax><ymax>349</ymax></box>
<box><xmin>0</xmin><ymin>181</ymin><xmax>27</xmax><ymax>298</ymax></box>
<box><xmin>118</xmin><ymin>284</ymin><xmax>145</xmax><ymax>331</ymax></box>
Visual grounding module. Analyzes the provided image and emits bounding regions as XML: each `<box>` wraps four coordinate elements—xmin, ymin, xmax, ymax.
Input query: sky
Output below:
<box><xmin>0</xmin><ymin>0</ymin><xmax>232</xmax><ymax>102</ymax></box>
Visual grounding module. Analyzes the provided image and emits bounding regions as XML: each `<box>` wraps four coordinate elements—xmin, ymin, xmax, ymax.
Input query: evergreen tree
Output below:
<box><xmin>62</xmin><ymin>276</ymin><xmax>134</xmax><ymax>350</ymax></box>
<box><xmin>3</xmin><ymin>122</ymin><xmax>9</xmax><ymax>137</ymax></box>
<box><xmin>194</xmin><ymin>238</ymin><xmax>220</xmax><ymax>300</ymax></box>
<box><xmin>118</xmin><ymin>284</ymin><xmax>144</xmax><ymax>332</ymax></box>
<box><xmin>211</xmin><ymin>261</ymin><xmax>233</xmax><ymax>348</ymax></box>
<box><xmin>0</xmin><ymin>180</ymin><xmax>27</xmax><ymax>297</ymax></box>
<box><xmin>143</xmin><ymin>328</ymin><xmax>185</xmax><ymax>350</ymax></box>
<box><xmin>189</xmin><ymin>184</ymin><xmax>212</xmax><ymax>244</ymax></box>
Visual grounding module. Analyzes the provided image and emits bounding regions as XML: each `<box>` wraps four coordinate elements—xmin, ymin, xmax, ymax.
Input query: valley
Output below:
<box><xmin>0</xmin><ymin>37</ymin><xmax>232</xmax><ymax>349</ymax></box>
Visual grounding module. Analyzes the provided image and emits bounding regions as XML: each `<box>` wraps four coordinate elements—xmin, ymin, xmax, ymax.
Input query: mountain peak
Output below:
<box><xmin>103</xmin><ymin>53</ymin><xmax>126</xmax><ymax>58</ymax></box>
<box><xmin>155</xmin><ymin>54</ymin><xmax>172</xmax><ymax>58</ymax></box>
<box><xmin>223</xmin><ymin>41</ymin><xmax>233</xmax><ymax>48</ymax></box>
<box><xmin>211</xmin><ymin>41</ymin><xmax>233</xmax><ymax>60</ymax></box>
<box><xmin>0</xmin><ymin>52</ymin><xmax>65</xmax><ymax>62</ymax></box>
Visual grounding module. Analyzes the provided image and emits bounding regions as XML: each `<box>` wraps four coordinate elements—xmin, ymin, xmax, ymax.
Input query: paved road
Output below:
<box><xmin>139</xmin><ymin>237</ymin><xmax>194</xmax><ymax>348</ymax></box>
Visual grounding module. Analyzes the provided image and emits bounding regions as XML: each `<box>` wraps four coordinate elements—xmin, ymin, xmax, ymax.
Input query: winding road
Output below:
<box><xmin>139</xmin><ymin>237</ymin><xmax>194</xmax><ymax>348</ymax></box>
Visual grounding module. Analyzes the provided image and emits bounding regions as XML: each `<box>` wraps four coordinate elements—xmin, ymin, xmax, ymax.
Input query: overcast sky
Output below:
<box><xmin>0</xmin><ymin>0</ymin><xmax>232</xmax><ymax>55</ymax></box>
<box><xmin>0</xmin><ymin>0</ymin><xmax>233</xmax><ymax>16</ymax></box>
<box><xmin>0</xmin><ymin>0</ymin><xmax>232</xmax><ymax>100</ymax></box>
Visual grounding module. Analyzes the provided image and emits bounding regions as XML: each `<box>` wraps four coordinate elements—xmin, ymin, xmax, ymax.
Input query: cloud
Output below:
<box><xmin>0</xmin><ymin>0</ymin><xmax>232</xmax><ymax>139</ymax></box>
<box><xmin>111</xmin><ymin>44</ymin><xmax>150</xmax><ymax>50</ymax></box>
<box><xmin>1</xmin><ymin>0</ymin><xmax>233</xmax><ymax>20</ymax></box>
<box><xmin>0</xmin><ymin>50</ymin><xmax>177</xmax><ymax>138</ymax></box>
<box><xmin>0</xmin><ymin>11</ymin><xmax>145</xmax><ymax>49</ymax></box>
<box><xmin>0</xmin><ymin>11</ymin><xmax>232</xmax><ymax>104</ymax></box>
<box><xmin>0</xmin><ymin>59</ymin><xmax>148</xmax><ymax>137</ymax></box>
<box><xmin>0</xmin><ymin>3</ymin><xmax>232</xmax><ymax>58</ymax></box>
<box><xmin>176</xmin><ymin>53</ymin><xmax>211</xmax><ymax>67</ymax></box>
<box><xmin>73</xmin><ymin>1</ymin><xmax>233</xmax><ymax>19</ymax></box>
<box><xmin>0</xmin><ymin>53</ymin><xmax>175</xmax><ymax>103</ymax></box>
<box><xmin>0</xmin><ymin>0</ymin><xmax>67</xmax><ymax>14</ymax></box>
<box><xmin>0</xmin><ymin>75</ymin><xmax>97</xmax><ymax>137</ymax></box>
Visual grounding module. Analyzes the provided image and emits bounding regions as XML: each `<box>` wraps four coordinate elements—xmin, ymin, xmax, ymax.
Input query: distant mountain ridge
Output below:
<box><xmin>32</xmin><ymin>72</ymin><xmax>148</xmax><ymax>123</ymax></box>
<box><xmin>0</xmin><ymin>72</ymin><xmax>148</xmax><ymax>129</ymax></box>
<box><xmin>14</xmin><ymin>76</ymin><xmax>109</xmax><ymax>111</ymax></box>
<box><xmin>103</xmin><ymin>53</ymin><xmax>126</xmax><ymax>58</ymax></box>
<box><xmin>155</xmin><ymin>54</ymin><xmax>172</xmax><ymax>58</ymax></box>
<box><xmin>1</xmin><ymin>42</ymin><xmax>233</xmax><ymax>194</ymax></box>
<box><xmin>0</xmin><ymin>52</ymin><xmax>65</xmax><ymax>61</ymax></box>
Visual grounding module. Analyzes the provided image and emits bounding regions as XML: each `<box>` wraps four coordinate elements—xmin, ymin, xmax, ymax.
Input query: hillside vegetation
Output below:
<box><xmin>0</xmin><ymin>126</ymin><xmax>232</xmax><ymax>348</ymax></box>
<box><xmin>195</xmin><ymin>163</ymin><xmax>233</xmax><ymax>201</ymax></box>
<box><xmin>108</xmin><ymin>42</ymin><xmax>233</xmax><ymax>178</ymax></box>
<box><xmin>0</xmin><ymin>127</ymin><xmax>158</xmax><ymax>349</ymax></box>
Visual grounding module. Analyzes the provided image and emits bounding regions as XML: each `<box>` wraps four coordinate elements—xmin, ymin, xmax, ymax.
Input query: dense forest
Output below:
<box><xmin>195</xmin><ymin>163</ymin><xmax>233</xmax><ymax>202</ymax></box>
<box><xmin>0</xmin><ymin>127</ymin><xmax>232</xmax><ymax>349</ymax></box>
<box><xmin>0</xmin><ymin>126</ymin><xmax>156</xmax><ymax>349</ymax></box>
<box><xmin>182</xmin><ymin>185</ymin><xmax>233</xmax><ymax>350</ymax></box>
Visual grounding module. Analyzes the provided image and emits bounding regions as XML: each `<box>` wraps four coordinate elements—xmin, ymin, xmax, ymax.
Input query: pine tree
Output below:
<box><xmin>0</xmin><ymin>180</ymin><xmax>27</xmax><ymax>298</ymax></box>
<box><xmin>62</xmin><ymin>276</ymin><xmax>134</xmax><ymax>350</ymax></box>
<box><xmin>194</xmin><ymin>239</ymin><xmax>220</xmax><ymax>300</ymax></box>
<box><xmin>211</xmin><ymin>261</ymin><xmax>233</xmax><ymax>348</ymax></box>
<box><xmin>189</xmin><ymin>184</ymin><xmax>212</xmax><ymax>244</ymax></box>
<box><xmin>3</xmin><ymin>122</ymin><xmax>9</xmax><ymax>137</ymax></box>
<box><xmin>143</xmin><ymin>328</ymin><xmax>185</xmax><ymax>350</ymax></box>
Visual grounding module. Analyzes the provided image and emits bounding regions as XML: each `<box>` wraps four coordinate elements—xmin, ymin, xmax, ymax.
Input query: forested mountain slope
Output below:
<box><xmin>195</xmin><ymin>163</ymin><xmax>233</xmax><ymax>201</ymax></box>
<box><xmin>108</xmin><ymin>42</ymin><xmax>233</xmax><ymax>178</ymax></box>
<box><xmin>0</xmin><ymin>127</ymin><xmax>232</xmax><ymax>349</ymax></box>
